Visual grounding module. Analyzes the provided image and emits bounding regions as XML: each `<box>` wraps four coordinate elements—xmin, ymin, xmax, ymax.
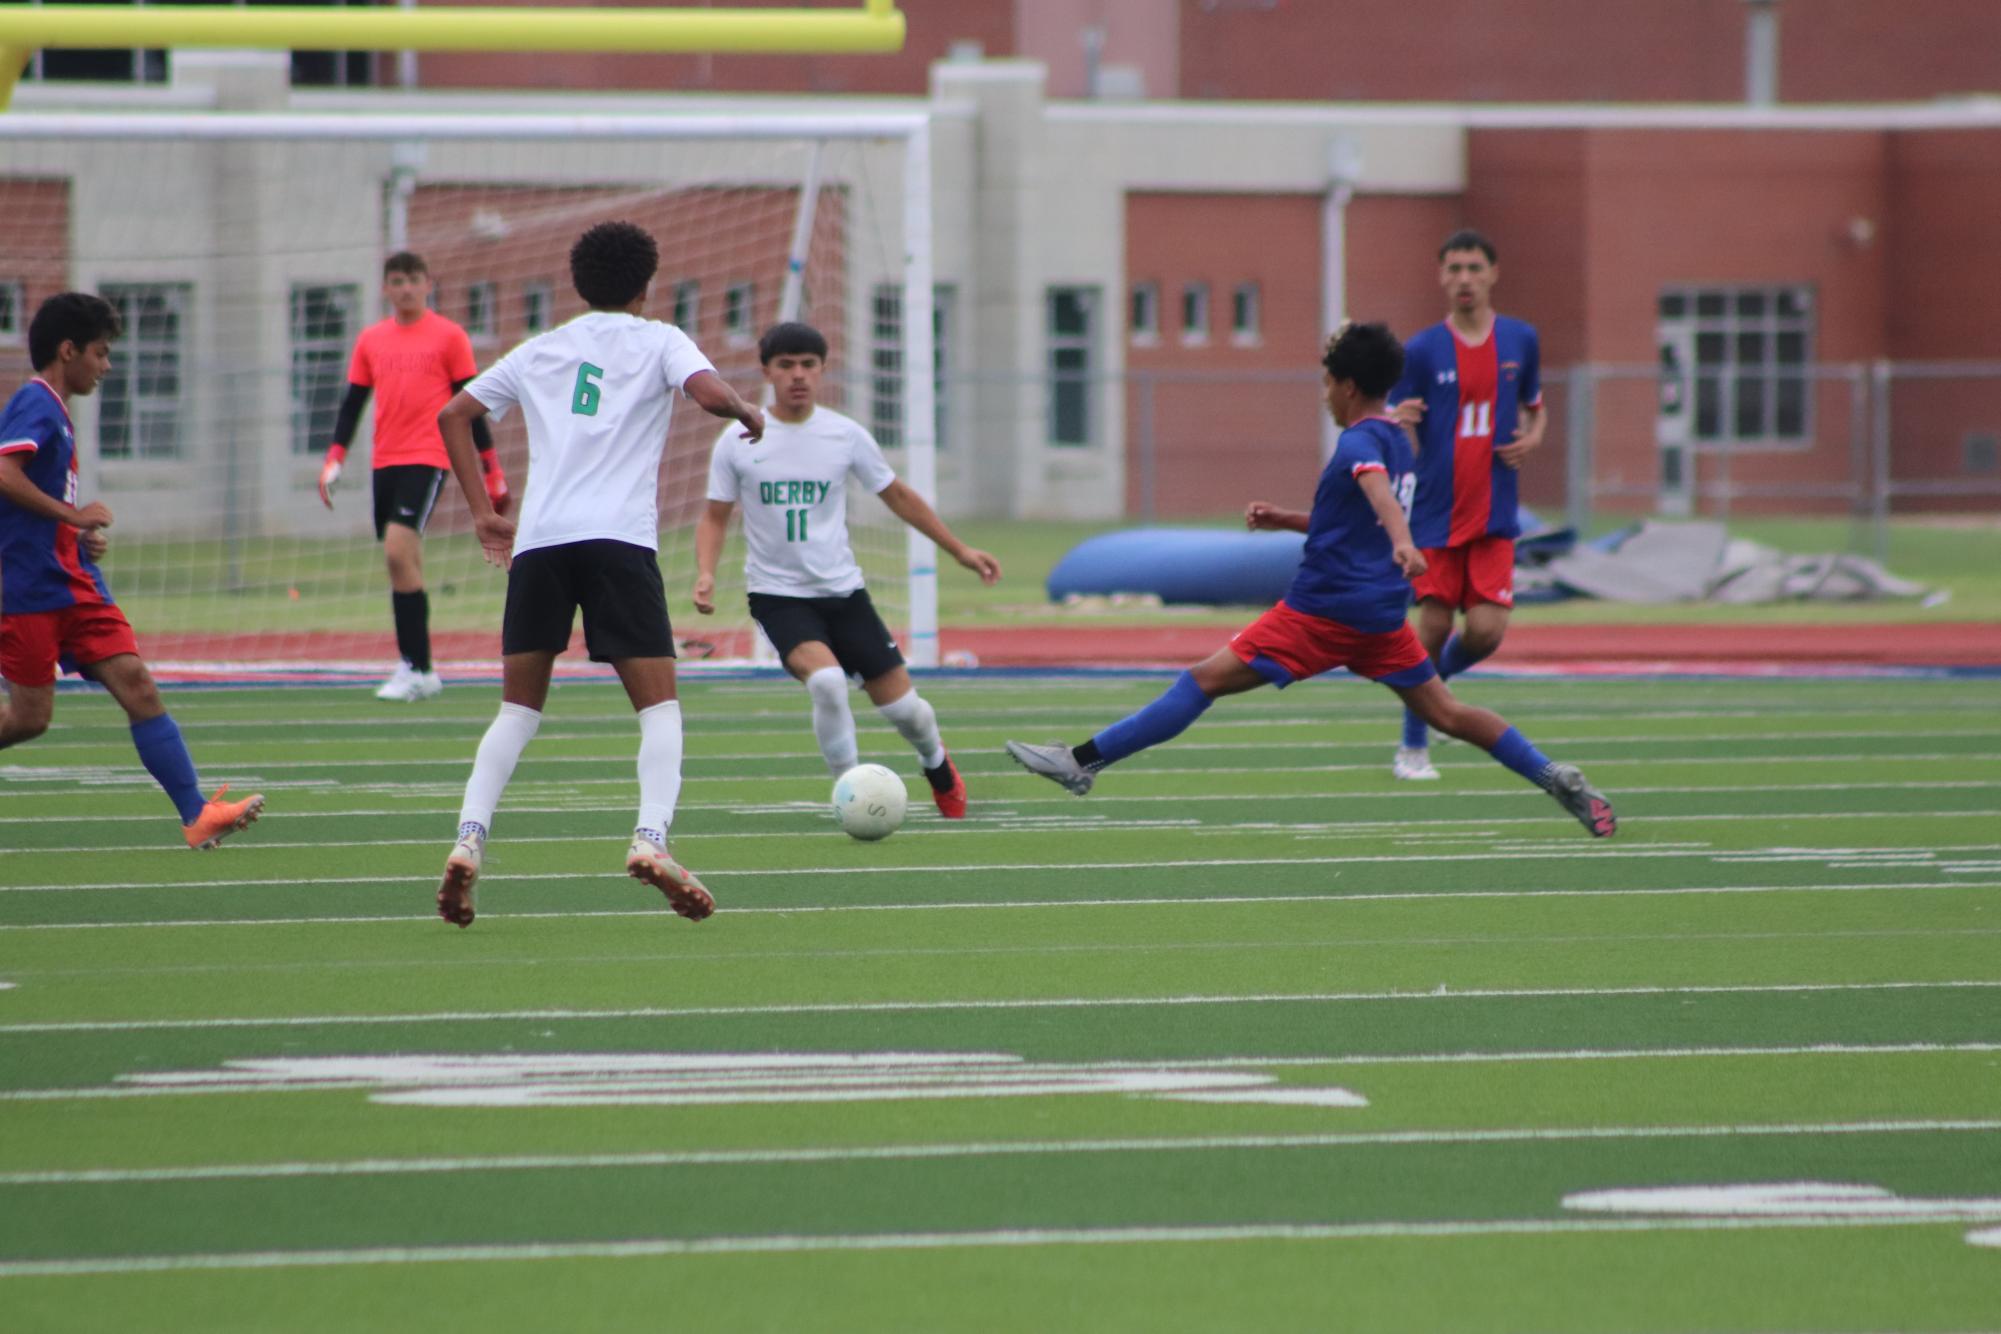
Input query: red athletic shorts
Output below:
<box><xmin>0</xmin><ymin>602</ymin><xmax>140</xmax><ymax>687</ymax></box>
<box><xmin>1412</xmin><ymin>534</ymin><xmax>1515</xmax><ymax>610</ymax></box>
<box><xmin>1228</xmin><ymin>601</ymin><xmax>1435</xmax><ymax>689</ymax></box>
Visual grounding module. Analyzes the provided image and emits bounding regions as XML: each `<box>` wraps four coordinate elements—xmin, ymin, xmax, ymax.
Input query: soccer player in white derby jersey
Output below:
<box><xmin>431</xmin><ymin>221</ymin><xmax>765</xmax><ymax>928</ymax></box>
<box><xmin>693</xmin><ymin>322</ymin><xmax>1000</xmax><ymax>818</ymax></box>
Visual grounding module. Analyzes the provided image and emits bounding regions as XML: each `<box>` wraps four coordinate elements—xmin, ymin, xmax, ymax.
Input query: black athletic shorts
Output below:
<box><xmin>372</xmin><ymin>465</ymin><xmax>447</xmax><ymax>540</ymax></box>
<box><xmin>748</xmin><ymin>587</ymin><xmax>904</xmax><ymax>682</ymax></box>
<box><xmin>503</xmin><ymin>539</ymin><xmax>675</xmax><ymax>662</ymax></box>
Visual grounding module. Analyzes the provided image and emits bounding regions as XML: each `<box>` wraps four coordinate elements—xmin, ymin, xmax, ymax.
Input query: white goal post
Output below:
<box><xmin>0</xmin><ymin>109</ymin><xmax>939</xmax><ymax>671</ymax></box>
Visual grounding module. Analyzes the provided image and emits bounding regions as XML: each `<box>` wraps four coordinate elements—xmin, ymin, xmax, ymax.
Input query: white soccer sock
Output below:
<box><xmin>635</xmin><ymin>699</ymin><xmax>684</xmax><ymax>840</ymax></box>
<box><xmin>877</xmin><ymin>688</ymin><xmax>946</xmax><ymax>770</ymax></box>
<box><xmin>805</xmin><ymin>666</ymin><xmax>858</xmax><ymax>776</ymax></box>
<box><xmin>458</xmin><ymin>702</ymin><xmax>541</xmax><ymax>834</ymax></box>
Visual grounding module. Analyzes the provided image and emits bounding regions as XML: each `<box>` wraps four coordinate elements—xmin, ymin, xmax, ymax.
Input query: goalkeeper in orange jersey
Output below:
<box><xmin>318</xmin><ymin>251</ymin><xmax>511</xmax><ymax>701</ymax></box>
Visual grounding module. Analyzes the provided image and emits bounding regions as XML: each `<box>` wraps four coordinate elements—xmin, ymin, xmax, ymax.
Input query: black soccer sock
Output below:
<box><xmin>392</xmin><ymin>589</ymin><xmax>431</xmax><ymax>673</ymax></box>
<box><xmin>922</xmin><ymin>758</ymin><xmax>956</xmax><ymax>793</ymax></box>
<box><xmin>1072</xmin><ymin>739</ymin><xmax>1104</xmax><ymax>769</ymax></box>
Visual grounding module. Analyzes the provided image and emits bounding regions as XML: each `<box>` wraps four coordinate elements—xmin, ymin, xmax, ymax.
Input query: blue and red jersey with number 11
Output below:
<box><xmin>1392</xmin><ymin>317</ymin><xmax>1542</xmax><ymax>549</ymax></box>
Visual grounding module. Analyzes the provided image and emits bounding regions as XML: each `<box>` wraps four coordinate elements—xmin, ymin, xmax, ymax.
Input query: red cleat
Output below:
<box><xmin>928</xmin><ymin>754</ymin><xmax>967</xmax><ymax>819</ymax></box>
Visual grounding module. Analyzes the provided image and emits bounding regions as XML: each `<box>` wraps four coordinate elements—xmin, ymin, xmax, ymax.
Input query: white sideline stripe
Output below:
<box><xmin>4</xmin><ymin>778</ymin><xmax>2000</xmax><ymax>825</ymax></box>
<box><xmin>6</xmin><ymin>880</ymin><xmax>1999</xmax><ymax>933</ymax></box>
<box><xmin>0</xmin><ymin>1212</ymin><xmax>1989</xmax><ymax>1278</ymax></box>
<box><xmin>15</xmin><ymin>840</ymin><xmax>2001</xmax><ymax>896</ymax></box>
<box><xmin>9</xmin><ymin>1042</ymin><xmax>1997</xmax><ymax>1103</ymax></box>
<box><xmin>4</xmin><ymin>980</ymin><xmax>1997</xmax><ymax>1035</ymax></box>
<box><xmin>5</xmin><ymin>1117</ymin><xmax>1996</xmax><ymax>1187</ymax></box>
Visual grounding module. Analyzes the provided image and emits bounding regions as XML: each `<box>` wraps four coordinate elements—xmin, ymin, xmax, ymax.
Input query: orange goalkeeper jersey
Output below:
<box><xmin>346</xmin><ymin>310</ymin><xmax>478</xmax><ymax>470</ymax></box>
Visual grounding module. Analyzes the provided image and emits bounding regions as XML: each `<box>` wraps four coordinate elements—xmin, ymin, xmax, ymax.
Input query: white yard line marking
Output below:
<box><xmin>3</xmin><ymin>980</ymin><xmax>1997</xmax><ymax>1036</ymax></box>
<box><xmin>0</xmin><ymin>1213</ymin><xmax>1992</xmax><ymax>1278</ymax></box>
<box><xmin>9</xmin><ymin>1041</ymin><xmax>1996</xmax><ymax>1103</ymax></box>
<box><xmin>4</xmin><ymin>1117</ymin><xmax>1995</xmax><ymax>1186</ymax></box>
<box><xmin>3</xmin><ymin>779</ymin><xmax>1999</xmax><ymax>825</ymax></box>
<box><xmin>5</xmin><ymin>880</ymin><xmax>1998</xmax><ymax>932</ymax></box>
<box><xmin>14</xmin><ymin>839</ymin><xmax>2001</xmax><ymax>894</ymax></box>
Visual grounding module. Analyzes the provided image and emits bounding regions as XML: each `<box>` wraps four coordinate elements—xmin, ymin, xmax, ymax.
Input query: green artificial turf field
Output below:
<box><xmin>1</xmin><ymin>672</ymin><xmax>1998</xmax><ymax>1332</ymax></box>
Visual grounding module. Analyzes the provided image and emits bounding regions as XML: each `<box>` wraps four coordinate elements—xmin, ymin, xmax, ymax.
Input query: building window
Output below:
<box><xmin>464</xmin><ymin>280</ymin><xmax>497</xmax><ymax>341</ymax></box>
<box><xmin>724</xmin><ymin>282</ymin><xmax>755</xmax><ymax>342</ymax></box>
<box><xmin>870</xmin><ymin>283</ymin><xmax>953</xmax><ymax>450</ymax></box>
<box><xmin>672</xmin><ymin>280</ymin><xmax>700</xmax><ymax>331</ymax></box>
<box><xmin>98</xmin><ymin>283</ymin><xmax>190</xmax><ymax>460</ymax></box>
<box><xmin>0</xmin><ymin>281</ymin><xmax>23</xmax><ymax>343</ymax></box>
<box><xmin>289</xmin><ymin>283</ymin><xmax>357</xmax><ymax>455</ymax></box>
<box><xmin>1231</xmin><ymin>282</ymin><xmax>1261</xmax><ymax>345</ymax></box>
<box><xmin>1659</xmin><ymin>284</ymin><xmax>1813</xmax><ymax>444</ymax></box>
<box><xmin>1130</xmin><ymin>282</ymin><xmax>1159</xmax><ymax>344</ymax></box>
<box><xmin>1047</xmin><ymin>286</ymin><xmax>1098</xmax><ymax>447</ymax></box>
<box><xmin>1180</xmin><ymin>282</ymin><xmax>1210</xmax><ymax>345</ymax></box>
<box><xmin>522</xmin><ymin>281</ymin><xmax>552</xmax><ymax>335</ymax></box>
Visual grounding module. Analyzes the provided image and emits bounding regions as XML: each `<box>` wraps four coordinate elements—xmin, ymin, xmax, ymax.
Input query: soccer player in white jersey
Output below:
<box><xmin>430</xmin><ymin>221</ymin><xmax>764</xmax><ymax>928</ymax></box>
<box><xmin>693</xmin><ymin>322</ymin><xmax>1000</xmax><ymax>818</ymax></box>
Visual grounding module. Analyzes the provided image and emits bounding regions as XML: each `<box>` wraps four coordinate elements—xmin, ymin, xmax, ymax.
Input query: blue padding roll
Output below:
<box><xmin>1046</xmin><ymin>527</ymin><xmax>1307</xmax><ymax>606</ymax></box>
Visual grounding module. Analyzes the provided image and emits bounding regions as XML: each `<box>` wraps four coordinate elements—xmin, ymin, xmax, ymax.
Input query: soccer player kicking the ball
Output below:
<box><xmin>432</xmin><ymin>222</ymin><xmax>765</xmax><ymax>927</ymax></box>
<box><xmin>318</xmin><ymin>251</ymin><xmax>513</xmax><ymax>702</ymax></box>
<box><xmin>0</xmin><ymin>293</ymin><xmax>264</xmax><ymax>849</ymax></box>
<box><xmin>692</xmin><ymin>322</ymin><xmax>1000</xmax><ymax>818</ymax></box>
<box><xmin>1006</xmin><ymin>322</ymin><xmax>1614</xmax><ymax>840</ymax></box>
<box><xmin>1388</xmin><ymin>230</ymin><xmax>1547</xmax><ymax>780</ymax></box>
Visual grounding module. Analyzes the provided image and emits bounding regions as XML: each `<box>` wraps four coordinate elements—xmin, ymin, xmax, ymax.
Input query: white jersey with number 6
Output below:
<box><xmin>706</xmin><ymin>406</ymin><xmax>897</xmax><ymax>597</ymax></box>
<box><xmin>466</xmin><ymin>312</ymin><xmax>716</xmax><ymax>556</ymax></box>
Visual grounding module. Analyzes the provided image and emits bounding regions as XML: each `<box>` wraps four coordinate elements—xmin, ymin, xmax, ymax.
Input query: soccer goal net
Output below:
<box><xmin>0</xmin><ymin>111</ymin><xmax>937</xmax><ymax>677</ymax></box>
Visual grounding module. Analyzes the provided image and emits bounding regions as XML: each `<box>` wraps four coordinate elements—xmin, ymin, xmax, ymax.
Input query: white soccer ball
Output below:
<box><xmin>831</xmin><ymin>763</ymin><xmax>908</xmax><ymax>842</ymax></box>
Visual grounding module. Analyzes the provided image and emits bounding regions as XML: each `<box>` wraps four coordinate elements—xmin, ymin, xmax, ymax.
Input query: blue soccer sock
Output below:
<box><xmin>1401</xmin><ymin>705</ymin><xmax>1430</xmax><ymax>750</ymax></box>
<box><xmin>1436</xmin><ymin>631</ymin><xmax>1486</xmax><ymax>680</ymax></box>
<box><xmin>1086</xmin><ymin>671</ymin><xmax>1213</xmax><ymax>768</ymax></box>
<box><xmin>1488</xmin><ymin>726</ymin><xmax>1555</xmax><ymax>788</ymax></box>
<box><xmin>131</xmin><ymin>713</ymin><xmax>207</xmax><ymax>824</ymax></box>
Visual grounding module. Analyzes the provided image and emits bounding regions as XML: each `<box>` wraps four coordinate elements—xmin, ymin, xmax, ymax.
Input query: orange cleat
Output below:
<box><xmin>928</xmin><ymin>754</ymin><xmax>967</xmax><ymax>819</ymax></box>
<box><xmin>183</xmin><ymin>785</ymin><xmax>265</xmax><ymax>851</ymax></box>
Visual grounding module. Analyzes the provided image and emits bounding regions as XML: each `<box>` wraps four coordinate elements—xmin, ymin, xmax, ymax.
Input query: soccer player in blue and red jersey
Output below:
<box><xmin>0</xmin><ymin>293</ymin><xmax>264</xmax><ymax>848</ymax></box>
<box><xmin>1388</xmin><ymin>230</ymin><xmax>1546</xmax><ymax>781</ymax></box>
<box><xmin>1006</xmin><ymin>322</ymin><xmax>1612</xmax><ymax>839</ymax></box>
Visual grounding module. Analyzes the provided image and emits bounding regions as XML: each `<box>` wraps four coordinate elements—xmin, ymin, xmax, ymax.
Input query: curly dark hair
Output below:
<box><xmin>570</xmin><ymin>221</ymin><xmax>659</xmax><ymax>310</ymax></box>
<box><xmin>1320</xmin><ymin>321</ymin><xmax>1404</xmax><ymax>400</ymax></box>
<box><xmin>29</xmin><ymin>292</ymin><xmax>122</xmax><ymax>371</ymax></box>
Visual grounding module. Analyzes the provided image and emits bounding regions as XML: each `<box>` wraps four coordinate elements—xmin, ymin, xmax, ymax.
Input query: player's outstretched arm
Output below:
<box><xmin>1244</xmin><ymin>501</ymin><xmax>1310</xmax><ymax>533</ymax></box>
<box><xmin>0</xmin><ymin>453</ymin><xmax>111</xmax><ymax>530</ymax></box>
<box><xmin>319</xmin><ymin>382</ymin><xmax>370</xmax><ymax>508</ymax></box>
<box><xmin>439</xmin><ymin>390</ymin><xmax>515</xmax><ymax>571</ymax></box>
<box><xmin>683</xmin><ymin>370</ymin><xmax>765</xmax><ymax>443</ymax></box>
<box><xmin>1355</xmin><ymin>469</ymin><xmax>1427</xmax><ymax>581</ymax></box>
<box><xmin>692</xmin><ymin>499</ymin><xmax>735</xmax><ymax>615</ymax></box>
<box><xmin>876</xmin><ymin>480</ymin><xmax>1001</xmax><ymax>584</ymax></box>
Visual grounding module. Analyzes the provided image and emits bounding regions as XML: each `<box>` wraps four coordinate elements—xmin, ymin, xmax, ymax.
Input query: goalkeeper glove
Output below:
<box><xmin>479</xmin><ymin>448</ymin><xmax>512</xmax><ymax>516</ymax></box>
<box><xmin>318</xmin><ymin>443</ymin><xmax>347</xmax><ymax>508</ymax></box>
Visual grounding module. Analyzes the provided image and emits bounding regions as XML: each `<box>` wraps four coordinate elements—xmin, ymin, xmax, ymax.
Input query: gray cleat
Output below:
<box><xmin>1006</xmin><ymin>740</ymin><xmax>1097</xmax><ymax>796</ymax></box>
<box><xmin>1545</xmin><ymin>763</ymin><xmax>1617</xmax><ymax>838</ymax></box>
